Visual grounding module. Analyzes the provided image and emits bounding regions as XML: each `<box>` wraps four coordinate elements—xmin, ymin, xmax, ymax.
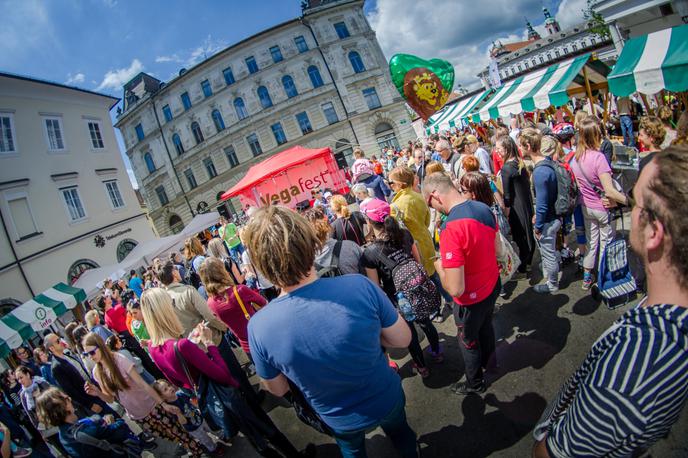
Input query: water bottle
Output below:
<box><xmin>397</xmin><ymin>292</ymin><xmax>415</xmax><ymax>322</ymax></box>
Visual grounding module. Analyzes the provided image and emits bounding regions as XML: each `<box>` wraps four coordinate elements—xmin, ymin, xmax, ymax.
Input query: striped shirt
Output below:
<box><xmin>534</xmin><ymin>304</ymin><xmax>688</xmax><ymax>457</ymax></box>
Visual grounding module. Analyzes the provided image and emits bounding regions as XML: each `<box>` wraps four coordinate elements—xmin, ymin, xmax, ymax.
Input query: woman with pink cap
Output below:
<box><xmin>359</xmin><ymin>199</ymin><xmax>442</xmax><ymax>378</ymax></box>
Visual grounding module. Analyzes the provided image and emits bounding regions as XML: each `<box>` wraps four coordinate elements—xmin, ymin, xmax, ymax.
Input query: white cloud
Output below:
<box><xmin>155</xmin><ymin>35</ymin><xmax>229</xmax><ymax>71</ymax></box>
<box><xmin>155</xmin><ymin>54</ymin><xmax>181</xmax><ymax>63</ymax></box>
<box><xmin>555</xmin><ymin>0</ymin><xmax>589</xmax><ymax>30</ymax></box>
<box><xmin>65</xmin><ymin>72</ymin><xmax>85</xmax><ymax>85</ymax></box>
<box><xmin>0</xmin><ymin>0</ymin><xmax>56</xmax><ymax>64</ymax></box>
<box><xmin>96</xmin><ymin>59</ymin><xmax>144</xmax><ymax>91</ymax></box>
<box><xmin>367</xmin><ymin>0</ymin><xmax>552</xmax><ymax>86</ymax></box>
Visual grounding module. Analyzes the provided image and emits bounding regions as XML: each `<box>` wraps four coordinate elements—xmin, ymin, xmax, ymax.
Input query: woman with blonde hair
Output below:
<box><xmin>569</xmin><ymin>117</ymin><xmax>629</xmax><ymax>290</ymax></box>
<box><xmin>141</xmin><ymin>288</ymin><xmax>303</xmax><ymax>457</ymax></box>
<box><xmin>198</xmin><ymin>257</ymin><xmax>266</xmax><ymax>359</ymax></box>
<box><xmin>329</xmin><ymin>194</ymin><xmax>366</xmax><ymax>245</ymax></box>
<box><xmin>81</xmin><ymin>332</ymin><xmax>204</xmax><ymax>456</ymax></box>
<box><xmin>206</xmin><ymin>237</ymin><xmax>245</xmax><ymax>285</ymax></box>
<box><xmin>183</xmin><ymin>237</ymin><xmax>206</xmax><ymax>273</ymax></box>
<box><xmin>658</xmin><ymin>105</ymin><xmax>677</xmax><ymax>148</ymax></box>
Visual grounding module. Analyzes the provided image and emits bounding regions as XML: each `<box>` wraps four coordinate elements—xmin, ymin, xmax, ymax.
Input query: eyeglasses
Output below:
<box><xmin>82</xmin><ymin>348</ymin><xmax>98</xmax><ymax>358</ymax></box>
<box><xmin>628</xmin><ymin>191</ymin><xmax>657</xmax><ymax>221</ymax></box>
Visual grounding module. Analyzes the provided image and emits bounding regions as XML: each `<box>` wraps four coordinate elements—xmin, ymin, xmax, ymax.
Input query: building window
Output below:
<box><xmin>546</xmin><ymin>52</ymin><xmax>553</xmax><ymax>60</ymax></box>
<box><xmin>68</xmin><ymin>259</ymin><xmax>99</xmax><ymax>285</ymax></box>
<box><xmin>169</xmin><ymin>214</ymin><xmax>183</xmax><ymax>233</ymax></box>
<box><xmin>294</xmin><ymin>35</ymin><xmax>308</xmax><ymax>53</ymax></box>
<box><xmin>45</xmin><ymin>117</ymin><xmax>65</xmax><ymax>150</ymax></box>
<box><xmin>0</xmin><ymin>114</ymin><xmax>16</xmax><ymax>153</ymax></box>
<box><xmin>245</xmin><ymin>56</ymin><xmax>259</xmax><ymax>74</ymax></box>
<box><xmin>590</xmin><ymin>37</ymin><xmax>596</xmax><ymax>45</ymax></box>
<box><xmin>271</xmin><ymin>122</ymin><xmax>287</xmax><ymax>145</ymax></box>
<box><xmin>375</xmin><ymin>122</ymin><xmax>400</xmax><ymax>151</ymax></box>
<box><xmin>362</xmin><ymin>87</ymin><xmax>381</xmax><ymax>110</ymax></box>
<box><xmin>156</xmin><ymin>185</ymin><xmax>169</xmax><ymax>206</ymax></box>
<box><xmin>134</xmin><ymin>123</ymin><xmax>144</xmax><ymax>142</ymax></box>
<box><xmin>572</xmin><ymin>43</ymin><xmax>578</xmax><ymax>51</ymax></box>
<box><xmin>270</xmin><ymin>45</ymin><xmax>283</xmax><ymax>63</ymax></box>
<box><xmin>61</xmin><ymin>186</ymin><xmax>86</xmax><ymax>222</ymax></box>
<box><xmin>172</xmin><ymin>133</ymin><xmax>184</xmax><ymax>155</ymax></box>
<box><xmin>234</xmin><ymin>98</ymin><xmax>248</xmax><ymax>120</ymax></box>
<box><xmin>223</xmin><ymin>67</ymin><xmax>235</xmax><ymax>85</ymax></box>
<box><xmin>6</xmin><ymin>193</ymin><xmax>38</xmax><ymax>240</ymax></box>
<box><xmin>517</xmin><ymin>64</ymin><xmax>523</xmax><ymax>72</ymax></box>
<box><xmin>348</xmin><ymin>51</ymin><xmax>365</xmax><ymax>73</ymax></box>
<box><xmin>203</xmin><ymin>157</ymin><xmax>217</xmax><ymax>178</ymax></box>
<box><xmin>539</xmin><ymin>56</ymin><xmax>545</xmax><ymax>64</ymax></box>
<box><xmin>211</xmin><ymin>109</ymin><xmax>225</xmax><ymax>132</ymax></box>
<box><xmin>144</xmin><ymin>152</ymin><xmax>156</xmax><ymax>173</ymax></box>
<box><xmin>532</xmin><ymin>59</ymin><xmax>537</xmax><ymax>67</ymax></box>
<box><xmin>201</xmin><ymin>79</ymin><xmax>213</xmax><ymax>98</ymax></box>
<box><xmin>181</xmin><ymin>92</ymin><xmax>192</xmax><ymax>110</ymax></box>
<box><xmin>247</xmin><ymin>133</ymin><xmax>262</xmax><ymax>156</ymax></box>
<box><xmin>191</xmin><ymin>122</ymin><xmax>204</xmax><ymax>145</ymax></box>
<box><xmin>295</xmin><ymin>111</ymin><xmax>313</xmax><ymax>135</ymax></box>
<box><xmin>116</xmin><ymin>239</ymin><xmax>138</xmax><ymax>262</ymax></box>
<box><xmin>322</xmin><ymin>102</ymin><xmax>338</xmax><ymax>125</ymax></box>
<box><xmin>257</xmin><ymin>86</ymin><xmax>273</xmax><ymax>109</ymax></box>
<box><xmin>224</xmin><ymin>145</ymin><xmax>239</xmax><ymax>168</ymax></box>
<box><xmin>308</xmin><ymin>66</ymin><xmax>323</xmax><ymax>88</ymax></box>
<box><xmin>162</xmin><ymin>104</ymin><xmax>173</xmax><ymax>122</ymax></box>
<box><xmin>555</xmin><ymin>49</ymin><xmax>561</xmax><ymax>58</ymax></box>
<box><xmin>524</xmin><ymin>61</ymin><xmax>529</xmax><ymax>69</ymax></box>
<box><xmin>282</xmin><ymin>75</ymin><xmax>298</xmax><ymax>98</ymax></box>
<box><xmin>87</xmin><ymin>121</ymin><xmax>104</xmax><ymax>149</ymax></box>
<box><xmin>184</xmin><ymin>168</ymin><xmax>197</xmax><ymax>189</ymax></box>
<box><xmin>334</xmin><ymin>22</ymin><xmax>350</xmax><ymax>39</ymax></box>
<box><xmin>104</xmin><ymin>180</ymin><xmax>125</xmax><ymax>209</ymax></box>
<box><xmin>563</xmin><ymin>47</ymin><xmax>569</xmax><ymax>54</ymax></box>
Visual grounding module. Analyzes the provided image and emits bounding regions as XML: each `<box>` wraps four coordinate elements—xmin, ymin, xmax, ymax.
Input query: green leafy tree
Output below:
<box><xmin>583</xmin><ymin>0</ymin><xmax>611</xmax><ymax>40</ymax></box>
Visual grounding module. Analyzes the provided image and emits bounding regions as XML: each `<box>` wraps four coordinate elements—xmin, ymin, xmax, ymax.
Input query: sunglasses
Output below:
<box><xmin>82</xmin><ymin>348</ymin><xmax>98</xmax><ymax>358</ymax></box>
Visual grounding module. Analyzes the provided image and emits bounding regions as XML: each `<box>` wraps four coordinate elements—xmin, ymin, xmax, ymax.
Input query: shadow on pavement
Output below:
<box><xmin>571</xmin><ymin>293</ymin><xmax>602</xmax><ymax>316</ymax></box>
<box><xmin>418</xmin><ymin>392</ymin><xmax>547</xmax><ymax>457</ymax></box>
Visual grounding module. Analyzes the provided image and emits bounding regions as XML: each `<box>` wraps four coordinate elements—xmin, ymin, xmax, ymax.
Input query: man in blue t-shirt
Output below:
<box><xmin>245</xmin><ymin>206</ymin><xmax>418</xmax><ymax>458</ymax></box>
<box><xmin>128</xmin><ymin>270</ymin><xmax>143</xmax><ymax>298</ymax></box>
<box><xmin>520</xmin><ymin>129</ymin><xmax>561</xmax><ymax>294</ymax></box>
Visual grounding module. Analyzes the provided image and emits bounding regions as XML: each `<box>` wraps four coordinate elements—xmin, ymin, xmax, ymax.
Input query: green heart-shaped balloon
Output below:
<box><xmin>389</xmin><ymin>54</ymin><xmax>455</xmax><ymax>121</ymax></box>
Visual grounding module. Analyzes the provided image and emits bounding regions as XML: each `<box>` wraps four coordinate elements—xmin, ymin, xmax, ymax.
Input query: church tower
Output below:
<box><xmin>526</xmin><ymin>19</ymin><xmax>541</xmax><ymax>41</ymax></box>
<box><xmin>543</xmin><ymin>7</ymin><xmax>561</xmax><ymax>34</ymax></box>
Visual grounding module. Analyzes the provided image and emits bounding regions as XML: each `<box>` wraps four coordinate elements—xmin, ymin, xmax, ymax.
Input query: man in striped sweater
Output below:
<box><xmin>533</xmin><ymin>147</ymin><xmax>688</xmax><ymax>457</ymax></box>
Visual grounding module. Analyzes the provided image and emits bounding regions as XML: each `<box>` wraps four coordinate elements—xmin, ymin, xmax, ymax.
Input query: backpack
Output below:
<box><xmin>69</xmin><ymin>417</ymin><xmax>143</xmax><ymax>457</ymax></box>
<box><xmin>378</xmin><ymin>250</ymin><xmax>440</xmax><ymax>321</ymax></box>
<box><xmin>185</xmin><ymin>256</ymin><xmax>202</xmax><ymax>289</ymax></box>
<box><xmin>315</xmin><ymin>241</ymin><xmax>344</xmax><ymax>278</ymax></box>
<box><xmin>534</xmin><ymin>159</ymin><xmax>578</xmax><ymax>217</ymax></box>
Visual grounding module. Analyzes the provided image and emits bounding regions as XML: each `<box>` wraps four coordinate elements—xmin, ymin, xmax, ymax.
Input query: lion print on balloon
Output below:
<box><xmin>402</xmin><ymin>67</ymin><xmax>450</xmax><ymax>121</ymax></box>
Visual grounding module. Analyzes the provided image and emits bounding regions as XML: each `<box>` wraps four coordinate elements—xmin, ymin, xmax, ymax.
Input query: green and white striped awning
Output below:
<box><xmin>427</xmin><ymin>90</ymin><xmax>491</xmax><ymax>131</ymax></box>
<box><xmin>0</xmin><ymin>283</ymin><xmax>86</xmax><ymax>357</ymax></box>
<box><xmin>608</xmin><ymin>24</ymin><xmax>688</xmax><ymax>96</ymax></box>
<box><xmin>467</xmin><ymin>53</ymin><xmax>609</xmax><ymax>122</ymax></box>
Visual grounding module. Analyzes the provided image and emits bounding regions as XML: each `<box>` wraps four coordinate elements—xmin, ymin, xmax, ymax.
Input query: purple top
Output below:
<box><xmin>150</xmin><ymin>338</ymin><xmax>237</xmax><ymax>390</ymax></box>
<box><xmin>570</xmin><ymin>149</ymin><xmax>612</xmax><ymax>212</ymax></box>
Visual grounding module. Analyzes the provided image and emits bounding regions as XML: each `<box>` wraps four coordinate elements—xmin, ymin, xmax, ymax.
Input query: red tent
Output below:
<box><xmin>221</xmin><ymin>145</ymin><xmax>347</xmax><ymax>209</ymax></box>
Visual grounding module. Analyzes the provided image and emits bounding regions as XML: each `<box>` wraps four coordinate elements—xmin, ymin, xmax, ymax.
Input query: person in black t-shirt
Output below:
<box><xmin>330</xmin><ymin>195</ymin><xmax>367</xmax><ymax>246</ymax></box>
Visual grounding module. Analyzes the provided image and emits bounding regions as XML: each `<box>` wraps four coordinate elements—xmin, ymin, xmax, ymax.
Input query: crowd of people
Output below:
<box><xmin>1</xmin><ymin>99</ymin><xmax>688</xmax><ymax>458</ymax></box>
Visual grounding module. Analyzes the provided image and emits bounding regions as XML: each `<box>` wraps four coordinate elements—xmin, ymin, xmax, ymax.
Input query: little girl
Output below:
<box><xmin>152</xmin><ymin>379</ymin><xmax>221</xmax><ymax>454</ymax></box>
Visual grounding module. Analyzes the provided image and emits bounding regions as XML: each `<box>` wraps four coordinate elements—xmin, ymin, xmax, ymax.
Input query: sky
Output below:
<box><xmin>1</xmin><ymin>0</ymin><xmax>589</xmax><ymax>187</ymax></box>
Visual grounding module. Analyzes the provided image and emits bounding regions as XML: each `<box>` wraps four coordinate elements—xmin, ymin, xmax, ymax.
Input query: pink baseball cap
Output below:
<box><xmin>360</xmin><ymin>198</ymin><xmax>390</xmax><ymax>223</ymax></box>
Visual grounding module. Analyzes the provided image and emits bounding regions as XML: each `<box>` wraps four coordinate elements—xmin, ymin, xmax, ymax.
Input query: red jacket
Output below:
<box><xmin>105</xmin><ymin>304</ymin><xmax>128</xmax><ymax>334</ymax></box>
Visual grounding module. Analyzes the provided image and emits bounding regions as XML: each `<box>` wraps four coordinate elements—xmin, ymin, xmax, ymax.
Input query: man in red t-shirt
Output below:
<box><xmin>422</xmin><ymin>172</ymin><xmax>502</xmax><ymax>395</ymax></box>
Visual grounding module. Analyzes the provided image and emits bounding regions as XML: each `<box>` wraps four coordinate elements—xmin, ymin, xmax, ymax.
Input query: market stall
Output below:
<box><xmin>0</xmin><ymin>283</ymin><xmax>86</xmax><ymax>357</ymax></box>
<box><xmin>465</xmin><ymin>53</ymin><xmax>610</xmax><ymax>122</ymax></box>
<box><xmin>426</xmin><ymin>89</ymin><xmax>491</xmax><ymax>133</ymax></box>
<box><xmin>222</xmin><ymin>145</ymin><xmax>348</xmax><ymax>210</ymax></box>
<box><xmin>607</xmin><ymin>23</ymin><xmax>688</xmax><ymax>97</ymax></box>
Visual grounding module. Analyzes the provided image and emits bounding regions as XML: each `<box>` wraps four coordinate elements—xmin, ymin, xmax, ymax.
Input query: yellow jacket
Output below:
<box><xmin>391</xmin><ymin>187</ymin><xmax>436</xmax><ymax>276</ymax></box>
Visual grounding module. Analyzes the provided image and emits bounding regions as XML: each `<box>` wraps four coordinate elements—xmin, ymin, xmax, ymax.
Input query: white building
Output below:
<box><xmin>0</xmin><ymin>73</ymin><xmax>155</xmax><ymax>307</ymax></box>
<box><xmin>477</xmin><ymin>8</ymin><xmax>616</xmax><ymax>89</ymax></box>
<box><xmin>114</xmin><ymin>0</ymin><xmax>415</xmax><ymax>237</ymax></box>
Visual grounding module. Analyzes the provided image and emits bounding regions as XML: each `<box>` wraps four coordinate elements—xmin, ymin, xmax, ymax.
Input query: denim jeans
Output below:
<box><xmin>331</xmin><ymin>394</ymin><xmax>418</xmax><ymax>458</ymax></box>
<box><xmin>620</xmin><ymin>115</ymin><xmax>635</xmax><ymax>147</ymax></box>
<box><xmin>430</xmin><ymin>271</ymin><xmax>453</xmax><ymax>303</ymax></box>
<box><xmin>537</xmin><ymin>219</ymin><xmax>562</xmax><ymax>289</ymax></box>
<box><xmin>229</xmin><ymin>243</ymin><xmax>245</xmax><ymax>263</ymax></box>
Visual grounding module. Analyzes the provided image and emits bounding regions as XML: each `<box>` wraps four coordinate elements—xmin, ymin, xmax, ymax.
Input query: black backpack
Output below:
<box><xmin>68</xmin><ymin>416</ymin><xmax>143</xmax><ymax>457</ymax></box>
<box><xmin>378</xmin><ymin>250</ymin><xmax>440</xmax><ymax>321</ymax></box>
<box><xmin>185</xmin><ymin>256</ymin><xmax>202</xmax><ymax>289</ymax></box>
<box><xmin>315</xmin><ymin>241</ymin><xmax>344</xmax><ymax>278</ymax></box>
<box><xmin>534</xmin><ymin>159</ymin><xmax>578</xmax><ymax>217</ymax></box>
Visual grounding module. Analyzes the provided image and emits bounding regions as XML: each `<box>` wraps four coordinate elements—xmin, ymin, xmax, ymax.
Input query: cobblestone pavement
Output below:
<box><xmin>225</xmin><ymin>258</ymin><xmax>688</xmax><ymax>457</ymax></box>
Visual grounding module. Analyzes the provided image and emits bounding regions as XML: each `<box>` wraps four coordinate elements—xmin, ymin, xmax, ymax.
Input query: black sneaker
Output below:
<box><xmin>450</xmin><ymin>380</ymin><xmax>486</xmax><ymax>395</ymax></box>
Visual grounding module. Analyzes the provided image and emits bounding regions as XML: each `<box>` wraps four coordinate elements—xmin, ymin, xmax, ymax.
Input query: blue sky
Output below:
<box><xmin>1</xmin><ymin>0</ymin><xmax>585</xmax><ymax>186</ymax></box>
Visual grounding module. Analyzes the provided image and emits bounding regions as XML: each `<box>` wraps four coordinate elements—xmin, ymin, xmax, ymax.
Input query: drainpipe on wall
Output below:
<box><xmin>0</xmin><ymin>208</ymin><xmax>34</xmax><ymax>297</ymax></box>
<box><xmin>150</xmin><ymin>97</ymin><xmax>195</xmax><ymax>219</ymax></box>
<box><xmin>300</xmin><ymin>16</ymin><xmax>361</xmax><ymax>147</ymax></box>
